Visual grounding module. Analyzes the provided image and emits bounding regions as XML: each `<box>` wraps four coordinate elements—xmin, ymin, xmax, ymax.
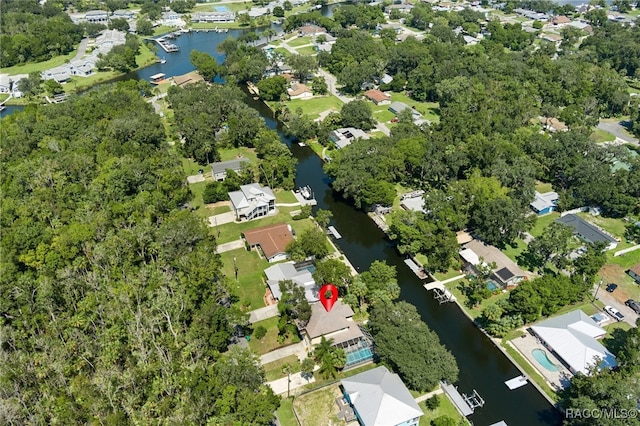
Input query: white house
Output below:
<box><xmin>264</xmin><ymin>261</ymin><xmax>319</xmax><ymax>301</ymax></box>
<box><xmin>211</xmin><ymin>158</ymin><xmax>250</xmax><ymax>181</ymax></box>
<box><xmin>0</xmin><ymin>74</ymin><xmax>11</xmax><ymax>94</ymax></box>
<box><xmin>531</xmin><ymin>310</ymin><xmax>617</xmax><ymax>375</ymax></box>
<box><xmin>341</xmin><ymin>366</ymin><xmax>424</xmax><ymax>426</ymax></box>
<box><xmin>229</xmin><ymin>183</ymin><xmax>276</xmax><ymax>221</ymax></box>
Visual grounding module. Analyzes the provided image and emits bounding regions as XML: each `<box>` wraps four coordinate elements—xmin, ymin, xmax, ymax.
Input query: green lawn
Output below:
<box><xmin>502</xmin><ymin>238</ymin><xmax>528</xmax><ymax>263</ymax></box>
<box><xmin>577</xmin><ymin>213</ymin><xmax>626</xmax><ymax>239</ymax></box>
<box><xmin>275</xmin><ymin>190</ymin><xmax>298</xmax><ymax>204</ymax></box>
<box><xmin>219</xmin><ymin>248</ymin><xmax>269</xmax><ymax>311</ymax></box>
<box><xmin>274</xmin><ymin>47</ymin><xmax>292</xmax><ymax>58</ymax></box>
<box><xmin>529</xmin><ymin>212</ymin><xmax>561</xmax><ymax>237</ymax></box>
<box><xmin>279</xmin><ymin>95</ymin><xmax>344</xmax><ymax>120</ymax></box>
<box><xmin>288</xmin><ymin>36</ymin><xmax>313</xmax><ymax>47</ymax></box>
<box><xmin>1</xmin><ymin>49</ymin><xmax>78</xmax><ymax>76</ymax></box>
<box><xmin>276</xmin><ymin>397</ymin><xmax>298</xmax><ymax>426</ymax></box>
<box><xmin>293</xmin><ymin>384</ymin><xmax>343</xmax><ymax>426</ymax></box>
<box><xmin>535</xmin><ymin>181</ymin><xmax>554</xmax><ymax>193</ymax></box>
<box><xmin>433</xmin><ymin>267</ymin><xmax>465</xmax><ymax>282</ymax></box>
<box><xmin>219</xmin><ymin>146</ymin><xmax>258</xmax><ymax>163</ymax></box>
<box><xmin>419</xmin><ymin>394</ymin><xmax>468</xmax><ymax>426</ymax></box>
<box><xmin>193</xmin><ymin>1</ymin><xmax>252</xmax><ymax>12</ymax></box>
<box><xmin>181</xmin><ymin>157</ymin><xmax>204</xmax><ymax>176</ymax></box>
<box><xmin>590</xmin><ymin>128</ymin><xmax>616</xmax><ymax>143</ymax></box>
<box><xmin>373</xmin><ymin>108</ymin><xmax>396</xmax><ymax>124</ymax></box>
<box><xmin>446</xmin><ymin>281</ymin><xmax>511</xmax><ymax>319</ymax></box>
<box><xmin>153</xmin><ymin>25</ymin><xmax>177</xmax><ymax>36</ymax></box>
<box><xmin>389</xmin><ymin>92</ymin><xmax>440</xmax><ymax>123</ymax></box>
<box><xmin>263</xmin><ymin>355</ymin><xmax>301</xmax><ymax>381</ymax></box>
<box><xmin>213</xmin><ymin>209</ymin><xmax>307</xmax><ymax>244</ymax></box>
<box><xmin>248</xmin><ymin>316</ymin><xmax>301</xmax><ymax>354</ymax></box>
<box><xmin>295</xmin><ymin>45</ymin><xmax>317</xmax><ymax>56</ymax></box>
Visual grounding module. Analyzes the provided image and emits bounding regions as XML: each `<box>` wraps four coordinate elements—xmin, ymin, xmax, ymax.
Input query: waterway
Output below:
<box><xmin>2</xmin><ymin>13</ymin><xmax>561</xmax><ymax>424</ymax></box>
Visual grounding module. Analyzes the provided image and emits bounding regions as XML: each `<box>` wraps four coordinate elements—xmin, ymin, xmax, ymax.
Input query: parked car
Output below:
<box><xmin>605</xmin><ymin>305</ymin><xmax>625</xmax><ymax>322</ymax></box>
<box><xmin>625</xmin><ymin>299</ymin><xmax>640</xmax><ymax>315</ymax></box>
<box><xmin>606</xmin><ymin>283</ymin><xmax>618</xmax><ymax>293</ymax></box>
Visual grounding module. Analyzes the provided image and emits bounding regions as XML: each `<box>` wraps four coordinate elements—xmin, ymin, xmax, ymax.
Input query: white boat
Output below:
<box><xmin>505</xmin><ymin>375</ymin><xmax>528</xmax><ymax>390</ymax></box>
<box><xmin>159</xmin><ymin>57</ymin><xmax>167</xmax><ymax>64</ymax></box>
<box><xmin>299</xmin><ymin>186</ymin><xmax>311</xmax><ymax>199</ymax></box>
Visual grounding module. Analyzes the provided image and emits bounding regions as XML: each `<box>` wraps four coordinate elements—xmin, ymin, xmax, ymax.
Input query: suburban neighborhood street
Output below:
<box><xmin>598</xmin><ymin>119</ymin><xmax>639</xmax><ymax>145</ymax></box>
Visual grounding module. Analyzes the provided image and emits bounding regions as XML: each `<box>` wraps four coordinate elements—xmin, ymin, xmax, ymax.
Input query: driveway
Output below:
<box><xmin>266</xmin><ymin>369</ymin><xmax>317</xmax><ymax>395</ymax></box>
<box><xmin>259</xmin><ymin>341</ymin><xmax>308</xmax><ymax>365</ymax></box>
<box><xmin>208</xmin><ymin>211</ymin><xmax>236</xmax><ymax>227</ymax></box>
<box><xmin>216</xmin><ymin>238</ymin><xmax>245</xmax><ymax>254</ymax></box>
<box><xmin>595</xmin><ymin>283</ymin><xmax>639</xmax><ymax>327</ymax></box>
<box><xmin>248</xmin><ymin>304</ymin><xmax>279</xmax><ymax>323</ymax></box>
<box><xmin>597</xmin><ymin>120</ymin><xmax>639</xmax><ymax>145</ymax></box>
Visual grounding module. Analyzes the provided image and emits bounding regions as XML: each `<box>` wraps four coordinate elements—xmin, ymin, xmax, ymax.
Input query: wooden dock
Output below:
<box><xmin>404</xmin><ymin>258</ymin><xmax>429</xmax><ymax>280</ymax></box>
<box><xmin>327</xmin><ymin>226</ymin><xmax>342</xmax><ymax>239</ymax></box>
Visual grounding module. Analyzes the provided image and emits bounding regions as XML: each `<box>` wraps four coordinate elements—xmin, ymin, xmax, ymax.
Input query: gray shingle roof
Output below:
<box><xmin>211</xmin><ymin>158</ymin><xmax>250</xmax><ymax>175</ymax></box>
<box><xmin>556</xmin><ymin>214</ymin><xmax>617</xmax><ymax>245</ymax></box>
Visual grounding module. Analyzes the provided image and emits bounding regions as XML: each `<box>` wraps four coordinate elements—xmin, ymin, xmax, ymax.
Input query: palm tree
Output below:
<box><xmin>313</xmin><ymin>336</ymin><xmax>334</xmax><ymax>363</ymax></box>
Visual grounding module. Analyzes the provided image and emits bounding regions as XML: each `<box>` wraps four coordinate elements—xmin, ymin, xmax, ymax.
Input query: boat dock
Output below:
<box><xmin>441</xmin><ymin>382</ymin><xmax>475</xmax><ymax>417</ymax></box>
<box><xmin>505</xmin><ymin>375</ymin><xmax>528</xmax><ymax>390</ymax></box>
<box><xmin>150</xmin><ymin>73</ymin><xmax>167</xmax><ymax>84</ymax></box>
<box><xmin>404</xmin><ymin>258</ymin><xmax>429</xmax><ymax>280</ymax></box>
<box><xmin>327</xmin><ymin>226</ymin><xmax>342</xmax><ymax>239</ymax></box>
<box><xmin>155</xmin><ymin>37</ymin><xmax>179</xmax><ymax>52</ymax></box>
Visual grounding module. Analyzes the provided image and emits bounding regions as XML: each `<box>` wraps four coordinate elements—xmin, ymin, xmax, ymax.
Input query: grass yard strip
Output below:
<box><xmin>501</xmin><ymin>339</ymin><xmax>559</xmax><ymax>402</ymax></box>
<box><xmin>263</xmin><ymin>355</ymin><xmax>302</xmax><ymax>381</ymax></box>
<box><xmin>419</xmin><ymin>394</ymin><xmax>468</xmax><ymax>426</ymax></box>
<box><xmin>590</xmin><ymin>128</ymin><xmax>616</xmax><ymax>143</ymax></box>
<box><xmin>275</xmin><ymin>190</ymin><xmax>298</xmax><ymax>204</ymax></box>
<box><xmin>295</xmin><ymin>46</ymin><xmax>317</xmax><ymax>56</ymax></box>
<box><xmin>1</xmin><ymin>49</ymin><xmax>78</xmax><ymax>76</ymax></box>
<box><xmin>389</xmin><ymin>92</ymin><xmax>440</xmax><ymax>122</ymax></box>
<box><xmin>283</xmin><ymin>95</ymin><xmax>343</xmax><ymax>120</ymax></box>
<box><xmin>287</xmin><ymin>36</ymin><xmax>313</xmax><ymax>47</ymax></box>
<box><xmin>213</xmin><ymin>207</ymin><xmax>298</xmax><ymax>244</ymax></box>
<box><xmin>248</xmin><ymin>316</ymin><xmax>301</xmax><ymax>354</ymax></box>
<box><xmin>219</xmin><ymin>248</ymin><xmax>268</xmax><ymax>311</ymax></box>
<box><xmin>534</xmin><ymin>181</ymin><xmax>554</xmax><ymax>193</ymax></box>
<box><xmin>433</xmin><ymin>267</ymin><xmax>464</xmax><ymax>282</ymax></box>
<box><xmin>529</xmin><ymin>212</ymin><xmax>560</xmax><ymax>237</ymax></box>
<box><xmin>219</xmin><ymin>146</ymin><xmax>258</xmax><ymax>162</ymax></box>
<box><xmin>275</xmin><ymin>397</ymin><xmax>298</xmax><ymax>426</ymax></box>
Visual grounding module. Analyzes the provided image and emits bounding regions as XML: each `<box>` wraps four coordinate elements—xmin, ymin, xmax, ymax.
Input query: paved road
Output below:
<box><xmin>72</xmin><ymin>38</ymin><xmax>90</xmax><ymax>62</ymax></box>
<box><xmin>597</xmin><ymin>120</ymin><xmax>639</xmax><ymax>145</ymax></box>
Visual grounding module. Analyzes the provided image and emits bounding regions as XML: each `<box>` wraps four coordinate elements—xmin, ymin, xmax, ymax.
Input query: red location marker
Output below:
<box><xmin>319</xmin><ymin>284</ymin><xmax>338</xmax><ymax>312</ymax></box>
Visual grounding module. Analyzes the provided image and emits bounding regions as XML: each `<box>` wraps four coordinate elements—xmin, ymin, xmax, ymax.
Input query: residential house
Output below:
<box><xmin>69</xmin><ymin>60</ymin><xmax>94</xmax><ymax>77</ymax></box>
<box><xmin>112</xmin><ymin>9</ymin><xmax>135</xmax><ymax>20</ymax></box>
<box><xmin>305</xmin><ymin>300</ymin><xmax>360</xmax><ymax>346</ymax></box>
<box><xmin>385</xmin><ymin>3</ymin><xmax>414</xmax><ymax>14</ymax></box>
<box><xmin>341</xmin><ymin>366</ymin><xmax>423</xmax><ymax>426</ymax></box>
<box><xmin>243</xmin><ymin>223</ymin><xmax>294</xmax><ymax>263</ymax></box>
<box><xmin>229</xmin><ymin>183</ymin><xmax>276</xmax><ymax>221</ymax></box>
<box><xmin>162</xmin><ymin>11</ymin><xmax>180</xmax><ymax>25</ymax></box>
<box><xmin>42</xmin><ymin>66</ymin><xmax>72</xmax><ymax>83</ymax></box>
<box><xmin>539</xmin><ymin>116</ymin><xmax>568</xmax><ymax>132</ymax></box>
<box><xmin>550</xmin><ymin>15</ymin><xmax>571</xmax><ymax>26</ymax></box>
<box><xmin>288</xmin><ymin>82</ymin><xmax>313</xmax><ymax>100</ymax></box>
<box><xmin>459</xmin><ymin>240</ymin><xmax>527</xmax><ymax>288</ymax></box>
<box><xmin>556</xmin><ymin>214</ymin><xmax>618</xmax><ymax>250</ymax></box>
<box><xmin>567</xmin><ymin>20</ymin><xmax>593</xmax><ymax>34</ymax></box>
<box><xmin>463</xmin><ymin>35</ymin><xmax>480</xmax><ymax>45</ymax></box>
<box><xmin>388</xmin><ymin>101</ymin><xmax>420</xmax><ymax>120</ymax></box>
<box><xmin>531</xmin><ymin>310</ymin><xmax>617</xmax><ymax>375</ymax></box>
<box><xmin>400</xmin><ymin>190</ymin><xmax>426</xmax><ymax>213</ymax></box>
<box><xmin>211</xmin><ymin>158</ymin><xmax>250</xmax><ymax>181</ymax></box>
<box><xmin>298</xmin><ymin>24</ymin><xmax>327</xmax><ymax>36</ymax></box>
<box><xmin>530</xmin><ymin>191</ymin><xmax>559</xmax><ymax>215</ymax></box>
<box><xmin>330</xmin><ymin>127</ymin><xmax>369</xmax><ymax>149</ymax></box>
<box><xmin>364</xmin><ymin>89</ymin><xmax>390</xmax><ymax>105</ymax></box>
<box><xmin>240</xmin><ymin>7</ymin><xmax>269</xmax><ymax>18</ymax></box>
<box><xmin>0</xmin><ymin>74</ymin><xmax>11</xmax><ymax>94</ymax></box>
<box><xmin>264</xmin><ymin>261</ymin><xmax>319</xmax><ymax>302</ymax></box>
<box><xmin>85</xmin><ymin>10</ymin><xmax>109</xmax><ymax>23</ymax></box>
<box><xmin>172</xmin><ymin>71</ymin><xmax>204</xmax><ymax>88</ymax></box>
<box><xmin>627</xmin><ymin>263</ymin><xmax>640</xmax><ymax>284</ymax></box>
<box><xmin>191</xmin><ymin>11</ymin><xmax>235</xmax><ymax>22</ymax></box>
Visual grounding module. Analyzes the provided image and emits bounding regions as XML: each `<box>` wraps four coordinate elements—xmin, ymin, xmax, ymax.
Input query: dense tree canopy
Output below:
<box><xmin>0</xmin><ymin>85</ymin><xmax>279</xmax><ymax>424</ymax></box>
<box><xmin>369</xmin><ymin>301</ymin><xmax>459</xmax><ymax>392</ymax></box>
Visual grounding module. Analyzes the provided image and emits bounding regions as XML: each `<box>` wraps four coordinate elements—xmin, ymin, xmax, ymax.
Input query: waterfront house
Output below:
<box><xmin>555</xmin><ymin>214</ymin><xmax>618</xmax><ymax>250</ymax></box>
<box><xmin>288</xmin><ymin>83</ymin><xmax>313</xmax><ymax>100</ymax></box>
<box><xmin>42</xmin><ymin>66</ymin><xmax>72</xmax><ymax>83</ymax></box>
<box><xmin>229</xmin><ymin>183</ymin><xmax>276</xmax><ymax>221</ymax></box>
<box><xmin>627</xmin><ymin>263</ymin><xmax>640</xmax><ymax>284</ymax></box>
<box><xmin>341</xmin><ymin>366</ymin><xmax>423</xmax><ymax>426</ymax></box>
<box><xmin>330</xmin><ymin>127</ymin><xmax>369</xmax><ymax>149</ymax></box>
<box><xmin>264</xmin><ymin>260</ymin><xmax>319</xmax><ymax>301</ymax></box>
<box><xmin>529</xmin><ymin>191</ymin><xmax>559</xmax><ymax>215</ymax></box>
<box><xmin>211</xmin><ymin>158</ymin><xmax>250</xmax><ymax>181</ymax></box>
<box><xmin>364</xmin><ymin>89</ymin><xmax>390</xmax><ymax>105</ymax></box>
<box><xmin>191</xmin><ymin>11</ymin><xmax>235</xmax><ymax>23</ymax></box>
<box><xmin>460</xmin><ymin>240</ymin><xmax>527</xmax><ymax>288</ymax></box>
<box><xmin>112</xmin><ymin>9</ymin><xmax>135</xmax><ymax>20</ymax></box>
<box><xmin>400</xmin><ymin>190</ymin><xmax>426</xmax><ymax>213</ymax></box>
<box><xmin>69</xmin><ymin>60</ymin><xmax>94</xmax><ymax>77</ymax></box>
<box><xmin>162</xmin><ymin>11</ymin><xmax>180</xmax><ymax>25</ymax></box>
<box><xmin>530</xmin><ymin>310</ymin><xmax>617</xmax><ymax>375</ymax></box>
<box><xmin>550</xmin><ymin>15</ymin><xmax>571</xmax><ymax>26</ymax></box>
<box><xmin>243</xmin><ymin>223</ymin><xmax>294</xmax><ymax>263</ymax></box>
<box><xmin>298</xmin><ymin>24</ymin><xmax>327</xmax><ymax>36</ymax></box>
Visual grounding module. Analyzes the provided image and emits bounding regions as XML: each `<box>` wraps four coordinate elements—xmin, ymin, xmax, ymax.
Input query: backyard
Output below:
<box><xmin>219</xmin><ymin>248</ymin><xmax>269</xmax><ymax>311</ymax></box>
<box><xmin>419</xmin><ymin>394</ymin><xmax>468</xmax><ymax>426</ymax></box>
<box><xmin>274</xmin><ymin>95</ymin><xmax>344</xmax><ymax>120</ymax></box>
<box><xmin>292</xmin><ymin>385</ymin><xmax>344</xmax><ymax>426</ymax></box>
<box><xmin>248</xmin><ymin>316</ymin><xmax>301</xmax><ymax>354</ymax></box>
<box><xmin>263</xmin><ymin>355</ymin><xmax>302</xmax><ymax>381</ymax></box>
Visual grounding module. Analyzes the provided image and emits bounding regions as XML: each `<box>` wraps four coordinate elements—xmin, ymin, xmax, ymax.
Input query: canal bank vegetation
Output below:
<box><xmin>0</xmin><ymin>84</ymin><xmax>283</xmax><ymax>424</ymax></box>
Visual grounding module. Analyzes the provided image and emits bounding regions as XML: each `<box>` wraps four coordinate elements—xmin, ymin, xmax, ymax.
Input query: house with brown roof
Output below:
<box><xmin>551</xmin><ymin>15</ymin><xmax>571</xmax><ymax>25</ymax></box>
<box><xmin>364</xmin><ymin>89</ymin><xmax>391</xmax><ymax>105</ymax></box>
<box><xmin>288</xmin><ymin>82</ymin><xmax>313</xmax><ymax>100</ymax></box>
<box><xmin>627</xmin><ymin>263</ymin><xmax>640</xmax><ymax>284</ymax></box>
<box><xmin>539</xmin><ymin>116</ymin><xmax>568</xmax><ymax>132</ymax></box>
<box><xmin>298</xmin><ymin>24</ymin><xmax>326</xmax><ymax>36</ymax></box>
<box><xmin>243</xmin><ymin>223</ymin><xmax>294</xmax><ymax>263</ymax></box>
<box><xmin>172</xmin><ymin>71</ymin><xmax>204</xmax><ymax>88</ymax></box>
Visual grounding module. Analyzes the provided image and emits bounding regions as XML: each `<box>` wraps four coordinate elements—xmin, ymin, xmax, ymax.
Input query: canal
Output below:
<box><xmin>3</xmin><ymin>15</ymin><xmax>561</xmax><ymax>424</ymax></box>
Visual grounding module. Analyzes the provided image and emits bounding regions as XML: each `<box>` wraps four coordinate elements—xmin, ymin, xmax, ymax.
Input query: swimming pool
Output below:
<box><xmin>487</xmin><ymin>281</ymin><xmax>500</xmax><ymax>291</ymax></box>
<box><xmin>346</xmin><ymin>347</ymin><xmax>373</xmax><ymax>366</ymax></box>
<box><xmin>532</xmin><ymin>349</ymin><xmax>559</xmax><ymax>372</ymax></box>
<box><xmin>215</xmin><ymin>6</ymin><xmax>229</xmax><ymax>12</ymax></box>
